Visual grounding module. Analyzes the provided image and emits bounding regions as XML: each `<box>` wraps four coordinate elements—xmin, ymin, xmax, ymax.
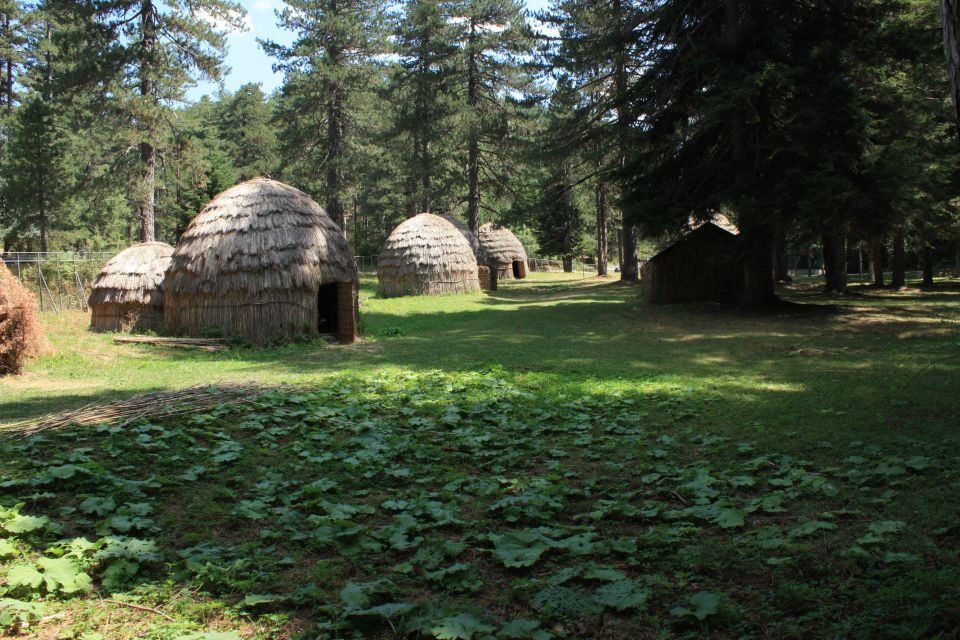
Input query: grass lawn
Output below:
<box><xmin>1</xmin><ymin>273</ymin><xmax>958</xmax><ymax>638</ymax></box>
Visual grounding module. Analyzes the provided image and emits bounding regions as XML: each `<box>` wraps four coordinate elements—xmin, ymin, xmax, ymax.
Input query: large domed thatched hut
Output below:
<box><xmin>88</xmin><ymin>242</ymin><xmax>173</xmax><ymax>332</ymax></box>
<box><xmin>479</xmin><ymin>223</ymin><xmax>528</xmax><ymax>279</ymax></box>
<box><xmin>377</xmin><ymin>213</ymin><xmax>481</xmax><ymax>297</ymax></box>
<box><xmin>163</xmin><ymin>178</ymin><xmax>359</xmax><ymax>344</ymax></box>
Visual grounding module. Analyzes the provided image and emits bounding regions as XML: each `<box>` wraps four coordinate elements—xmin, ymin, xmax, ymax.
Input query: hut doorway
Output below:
<box><xmin>512</xmin><ymin>260</ymin><xmax>524</xmax><ymax>279</ymax></box>
<box><xmin>317</xmin><ymin>283</ymin><xmax>340</xmax><ymax>335</ymax></box>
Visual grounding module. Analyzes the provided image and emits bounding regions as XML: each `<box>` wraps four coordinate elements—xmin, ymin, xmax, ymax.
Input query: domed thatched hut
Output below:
<box><xmin>88</xmin><ymin>242</ymin><xmax>173</xmax><ymax>332</ymax></box>
<box><xmin>163</xmin><ymin>178</ymin><xmax>359</xmax><ymax>344</ymax></box>
<box><xmin>377</xmin><ymin>213</ymin><xmax>480</xmax><ymax>297</ymax></box>
<box><xmin>479</xmin><ymin>223</ymin><xmax>528</xmax><ymax>279</ymax></box>
<box><xmin>440</xmin><ymin>215</ymin><xmax>495</xmax><ymax>291</ymax></box>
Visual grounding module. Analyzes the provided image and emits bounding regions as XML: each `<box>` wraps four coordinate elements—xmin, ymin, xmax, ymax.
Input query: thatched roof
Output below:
<box><xmin>377</xmin><ymin>213</ymin><xmax>480</xmax><ymax>296</ymax></box>
<box><xmin>478</xmin><ymin>223</ymin><xmax>527</xmax><ymax>265</ymax></box>
<box><xmin>88</xmin><ymin>242</ymin><xmax>173</xmax><ymax>307</ymax></box>
<box><xmin>441</xmin><ymin>215</ymin><xmax>487</xmax><ymax>264</ymax></box>
<box><xmin>164</xmin><ymin>178</ymin><xmax>357</xmax><ymax>296</ymax></box>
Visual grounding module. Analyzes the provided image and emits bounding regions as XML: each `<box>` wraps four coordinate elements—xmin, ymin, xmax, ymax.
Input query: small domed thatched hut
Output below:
<box><xmin>440</xmin><ymin>215</ymin><xmax>495</xmax><ymax>291</ymax></box>
<box><xmin>163</xmin><ymin>178</ymin><xmax>359</xmax><ymax>344</ymax></box>
<box><xmin>479</xmin><ymin>223</ymin><xmax>528</xmax><ymax>279</ymax></box>
<box><xmin>377</xmin><ymin>213</ymin><xmax>480</xmax><ymax>297</ymax></box>
<box><xmin>88</xmin><ymin>242</ymin><xmax>173</xmax><ymax>332</ymax></box>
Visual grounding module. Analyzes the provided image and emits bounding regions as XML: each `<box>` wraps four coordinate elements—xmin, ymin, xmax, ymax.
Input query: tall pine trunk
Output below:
<box><xmin>891</xmin><ymin>228</ymin><xmax>906</xmax><ymax>288</ymax></box>
<box><xmin>326</xmin><ymin>85</ymin><xmax>346</xmax><ymax>233</ymax></box>
<box><xmin>954</xmin><ymin>238</ymin><xmax>960</xmax><ymax>276</ymax></box>
<box><xmin>821</xmin><ymin>230</ymin><xmax>848</xmax><ymax>293</ymax></box>
<box><xmin>922</xmin><ymin>246</ymin><xmax>935</xmax><ymax>285</ymax></box>
<box><xmin>869</xmin><ymin>237</ymin><xmax>885</xmax><ymax>287</ymax></box>
<box><xmin>773</xmin><ymin>232</ymin><xmax>790</xmax><ymax>282</ymax></box>
<box><xmin>138</xmin><ymin>0</ymin><xmax>156</xmax><ymax>243</ymax></box>
<box><xmin>613</xmin><ymin>0</ymin><xmax>637</xmax><ymax>282</ymax></box>
<box><xmin>739</xmin><ymin>223</ymin><xmax>777</xmax><ymax>306</ymax></box>
<box><xmin>943</xmin><ymin>0</ymin><xmax>960</xmax><ymax>139</ymax></box>
<box><xmin>466</xmin><ymin>19</ymin><xmax>480</xmax><ymax>233</ymax></box>
<box><xmin>595</xmin><ymin>180</ymin><xmax>608</xmax><ymax>276</ymax></box>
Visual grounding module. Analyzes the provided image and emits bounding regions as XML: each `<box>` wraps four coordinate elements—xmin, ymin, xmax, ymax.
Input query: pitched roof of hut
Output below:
<box><xmin>440</xmin><ymin>215</ymin><xmax>487</xmax><ymax>263</ymax></box>
<box><xmin>378</xmin><ymin>213</ymin><xmax>479</xmax><ymax>280</ymax></box>
<box><xmin>688</xmin><ymin>213</ymin><xmax>739</xmax><ymax>235</ymax></box>
<box><xmin>648</xmin><ymin>220</ymin><xmax>739</xmax><ymax>262</ymax></box>
<box><xmin>164</xmin><ymin>178</ymin><xmax>357</xmax><ymax>295</ymax></box>
<box><xmin>478</xmin><ymin>223</ymin><xmax>527</xmax><ymax>264</ymax></box>
<box><xmin>88</xmin><ymin>242</ymin><xmax>173</xmax><ymax>306</ymax></box>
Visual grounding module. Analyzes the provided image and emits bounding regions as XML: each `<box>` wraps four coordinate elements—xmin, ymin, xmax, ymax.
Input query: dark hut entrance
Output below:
<box><xmin>317</xmin><ymin>283</ymin><xmax>340</xmax><ymax>335</ymax></box>
<box><xmin>512</xmin><ymin>261</ymin><xmax>524</xmax><ymax>278</ymax></box>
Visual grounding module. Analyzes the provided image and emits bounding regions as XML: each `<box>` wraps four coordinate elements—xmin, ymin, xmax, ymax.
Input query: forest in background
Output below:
<box><xmin>0</xmin><ymin>0</ymin><xmax>959</xmax><ymax>304</ymax></box>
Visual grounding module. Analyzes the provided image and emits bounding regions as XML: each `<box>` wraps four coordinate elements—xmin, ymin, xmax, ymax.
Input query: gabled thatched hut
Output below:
<box><xmin>377</xmin><ymin>213</ymin><xmax>480</xmax><ymax>297</ymax></box>
<box><xmin>640</xmin><ymin>222</ymin><xmax>741</xmax><ymax>304</ymax></box>
<box><xmin>88</xmin><ymin>242</ymin><xmax>173</xmax><ymax>332</ymax></box>
<box><xmin>478</xmin><ymin>223</ymin><xmax>528</xmax><ymax>279</ymax></box>
<box><xmin>163</xmin><ymin>178</ymin><xmax>359</xmax><ymax>344</ymax></box>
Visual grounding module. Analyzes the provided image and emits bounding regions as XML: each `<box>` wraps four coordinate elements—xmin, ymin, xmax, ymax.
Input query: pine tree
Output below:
<box><xmin>216</xmin><ymin>83</ymin><xmax>279</xmax><ymax>181</ymax></box>
<box><xmin>264</xmin><ymin>0</ymin><xmax>388</xmax><ymax>234</ymax></box>
<box><xmin>450</xmin><ymin>0</ymin><xmax>533</xmax><ymax>232</ymax></box>
<box><xmin>390</xmin><ymin>0</ymin><xmax>459</xmax><ymax>216</ymax></box>
<box><xmin>48</xmin><ymin>0</ymin><xmax>243</xmax><ymax>243</ymax></box>
<box><xmin>0</xmin><ymin>94</ymin><xmax>67</xmax><ymax>251</ymax></box>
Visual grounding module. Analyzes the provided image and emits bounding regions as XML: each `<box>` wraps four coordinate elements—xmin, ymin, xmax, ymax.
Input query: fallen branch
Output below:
<box><xmin>102</xmin><ymin>598</ymin><xmax>176</xmax><ymax>622</ymax></box>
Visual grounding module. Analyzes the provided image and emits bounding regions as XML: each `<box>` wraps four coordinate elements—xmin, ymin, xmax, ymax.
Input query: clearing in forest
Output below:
<box><xmin>1</xmin><ymin>274</ymin><xmax>958</xmax><ymax>639</ymax></box>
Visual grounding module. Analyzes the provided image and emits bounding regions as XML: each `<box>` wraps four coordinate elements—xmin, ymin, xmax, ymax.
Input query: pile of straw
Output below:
<box><xmin>88</xmin><ymin>242</ymin><xmax>174</xmax><ymax>332</ymax></box>
<box><xmin>0</xmin><ymin>260</ymin><xmax>44</xmax><ymax>376</ymax></box>
<box><xmin>377</xmin><ymin>213</ymin><xmax>480</xmax><ymax>297</ymax></box>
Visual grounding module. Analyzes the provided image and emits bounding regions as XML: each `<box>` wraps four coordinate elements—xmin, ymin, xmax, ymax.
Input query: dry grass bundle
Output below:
<box><xmin>1</xmin><ymin>384</ymin><xmax>268</xmax><ymax>437</ymax></box>
<box><xmin>164</xmin><ymin>178</ymin><xmax>359</xmax><ymax>344</ymax></box>
<box><xmin>377</xmin><ymin>213</ymin><xmax>480</xmax><ymax>297</ymax></box>
<box><xmin>89</xmin><ymin>242</ymin><xmax>174</xmax><ymax>333</ymax></box>
<box><xmin>0</xmin><ymin>260</ymin><xmax>44</xmax><ymax>376</ymax></box>
<box><xmin>478</xmin><ymin>223</ymin><xmax>528</xmax><ymax>279</ymax></box>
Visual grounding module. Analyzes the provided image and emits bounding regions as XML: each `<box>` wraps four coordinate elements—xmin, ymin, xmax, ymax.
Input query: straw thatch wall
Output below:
<box><xmin>164</xmin><ymin>178</ymin><xmax>359</xmax><ymax>344</ymax></box>
<box><xmin>0</xmin><ymin>260</ymin><xmax>43</xmax><ymax>376</ymax></box>
<box><xmin>478</xmin><ymin>223</ymin><xmax>528</xmax><ymax>279</ymax></box>
<box><xmin>377</xmin><ymin>213</ymin><xmax>480</xmax><ymax>297</ymax></box>
<box><xmin>89</xmin><ymin>242</ymin><xmax>173</xmax><ymax>333</ymax></box>
<box><xmin>640</xmin><ymin>222</ymin><xmax>741</xmax><ymax>304</ymax></box>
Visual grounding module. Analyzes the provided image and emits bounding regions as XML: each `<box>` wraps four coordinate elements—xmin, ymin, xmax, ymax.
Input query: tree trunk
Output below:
<box><xmin>138</xmin><ymin>0</ymin><xmax>156</xmax><ymax>243</ymax></box>
<box><xmin>821</xmin><ymin>230</ymin><xmax>848</xmax><ymax>293</ymax></box>
<box><xmin>954</xmin><ymin>238</ymin><xmax>960</xmax><ymax>276</ymax></box>
<box><xmin>773</xmin><ymin>233</ymin><xmax>791</xmax><ymax>282</ymax></box>
<box><xmin>326</xmin><ymin>86</ymin><xmax>346</xmax><ymax>233</ymax></box>
<box><xmin>4</xmin><ymin>14</ymin><xmax>11</xmax><ymax>115</ymax></box>
<box><xmin>943</xmin><ymin>0</ymin><xmax>960</xmax><ymax>139</ymax></box>
<box><xmin>563</xmin><ymin>256</ymin><xmax>573</xmax><ymax>272</ymax></box>
<box><xmin>891</xmin><ymin>228</ymin><xmax>906</xmax><ymax>288</ymax></box>
<box><xmin>613</xmin><ymin>0</ymin><xmax>637</xmax><ymax>282</ymax></box>
<box><xmin>869</xmin><ymin>237</ymin><xmax>885</xmax><ymax>287</ymax></box>
<box><xmin>595</xmin><ymin>180</ymin><xmax>608</xmax><ymax>276</ymax></box>
<box><xmin>466</xmin><ymin>19</ymin><xmax>480</xmax><ymax>233</ymax></box>
<box><xmin>739</xmin><ymin>224</ymin><xmax>777</xmax><ymax>307</ymax></box>
<box><xmin>922</xmin><ymin>246</ymin><xmax>935</xmax><ymax>285</ymax></box>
